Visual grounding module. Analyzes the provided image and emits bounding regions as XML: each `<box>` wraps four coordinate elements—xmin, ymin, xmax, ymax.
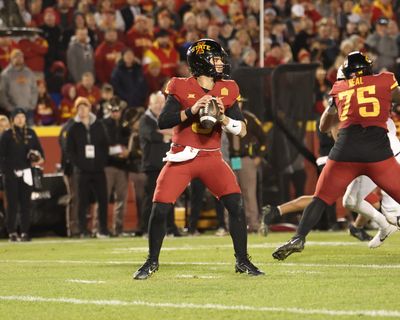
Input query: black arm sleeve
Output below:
<box><xmin>158</xmin><ymin>95</ymin><xmax>183</xmax><ymax>129</ymax></box>
<box><xmin>225</xmin><ymin>102</ymin><xmax>245</xmax><ymax>121</ymax></box>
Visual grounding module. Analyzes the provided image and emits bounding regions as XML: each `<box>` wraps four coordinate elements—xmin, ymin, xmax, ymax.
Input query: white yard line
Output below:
<box><xmin>0</xmin><ymin>295</ymin><xmax>399</xmax><ymax>318</ymax></box>
<box><xmin>175</xmin><ymin>274</ymin><xmax>219</xmax><ymax>279</ymax></box>
<box><xmin>110</xmin><ymin>241</ymin><xmax>366</xmax><ymax>253</ymax></box>
<box><xmin>66</xmin><ymin>279</ymin><xmax>105</xmax><ymax>284</ymax></box>
<box><xmin>2</xmin><ymin>259</ymin><xmax>400</xmax><ymax>269</ymax></box>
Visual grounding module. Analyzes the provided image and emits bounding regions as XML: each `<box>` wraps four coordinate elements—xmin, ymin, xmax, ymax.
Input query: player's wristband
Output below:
<box><xmin>327</xmin><ymin>105</ymin><xmax>337</xmax><ymax>115</ymax></box>
<box><xmin>185</xmin><ymin>108</ymin><xmax>194</xmax><ymax>118</ymax></box>
<box><xmin>327</xmin><ymin>97</ymin><xmax>337</xmax><ymax>114</ymax></box>
<box><xmin>222</xmin><ymin>118</ymin><xmax>242</xmax><ymax>135</ymax></box>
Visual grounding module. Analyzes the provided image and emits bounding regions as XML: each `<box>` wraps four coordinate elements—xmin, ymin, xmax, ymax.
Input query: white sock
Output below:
<box><xmin>357</xmin><ymin>200</ymin><xmax>388</xmax><ymax>229</ymax></box>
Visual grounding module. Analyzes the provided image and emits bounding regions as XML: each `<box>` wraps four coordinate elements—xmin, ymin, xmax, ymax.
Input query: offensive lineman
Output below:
<box><xmin>273</xmin><ymin>51</ymin><xmax>400</xmax><ymax>260</ymax></box>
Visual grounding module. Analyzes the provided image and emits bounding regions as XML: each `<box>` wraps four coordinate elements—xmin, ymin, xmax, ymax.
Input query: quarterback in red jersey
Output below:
<box><xmin>273</xmin><ymin>51</ymin><xmax>400</xmax><ymax>260</ymax></box>
<box><xmin>133</xmin><ymin>39</ymin><xmax>264</xmax><ymax>280</ymax></box>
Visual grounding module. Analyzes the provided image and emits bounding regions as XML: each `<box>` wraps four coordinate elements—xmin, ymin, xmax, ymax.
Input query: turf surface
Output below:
<box><xmin>0</xmin><ymin>231</ymin><xmax>399</xmax><ymax>319</ymax></box>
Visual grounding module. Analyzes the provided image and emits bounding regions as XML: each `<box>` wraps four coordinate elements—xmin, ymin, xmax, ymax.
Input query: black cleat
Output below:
<box><xmin>235</xmin><ymin>255</ymin><xmax>265</xmax><ymax>276</ymax></box>
<box><xmin>272</xmin><ymin>236</ymin><xmax>305</xmax><ymax>261</ymax></box>
<box><xmin>262</xmin><ymin>205</ymin><xmax>281</xmax><ymax>225</ymax></box>
<box><xmin>8</xmin><ymin>233</ymin><xmax>18</xmax><ymax>242</ymax></box>
<box><xmin>133</xmin><ymin>259</ymin><xmax>159</xmax><ymax>280</ymax></box>
<box><xmin>259</xmin><ymin>205</ymin><xmax>281</xmax><ymax>237</ymax></box>
<box><xmin>349</xmin><ymin>224</ymin><xmax>373</xmax><ymax>241</ymax></box>
<box><xmin>20</xmin><ymin>233</ymin><xmax>31</xmax><ymax>242</ymax></box>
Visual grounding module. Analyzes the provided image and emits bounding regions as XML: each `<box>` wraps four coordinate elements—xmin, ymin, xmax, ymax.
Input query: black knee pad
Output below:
<box><xmin>151</xmin><ymin>202</ymin><xmax>173</xmax><ymax>223</ymax></box>
<box><xmin>221</xmin><ymin>193</ymin><xmax>244</xmax><ymax>219</ymax></box>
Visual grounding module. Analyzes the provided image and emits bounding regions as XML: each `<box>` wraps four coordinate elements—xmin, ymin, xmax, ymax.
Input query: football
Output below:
<box><xmin>199</xmin><ymin>97</ymin><xmax>220</xmax><ymax>129</ymax></box>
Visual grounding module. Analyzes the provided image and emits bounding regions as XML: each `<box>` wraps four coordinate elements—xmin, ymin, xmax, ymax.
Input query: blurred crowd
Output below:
<box><xmin>1</xmin><ymin>0</ymin><xmax>400</xmax><ymax>239</ymax></box>
<box><xmin>0</xmin><ymin>0</ymin><xmax>400</xmax><ymax>124</ymax></box>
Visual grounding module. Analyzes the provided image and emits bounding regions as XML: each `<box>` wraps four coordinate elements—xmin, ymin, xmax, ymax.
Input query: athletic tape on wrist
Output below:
<box><xmin>222</xmin><ymin>118</ymin><xmax>242</xmax><ymax>135</ymax></box>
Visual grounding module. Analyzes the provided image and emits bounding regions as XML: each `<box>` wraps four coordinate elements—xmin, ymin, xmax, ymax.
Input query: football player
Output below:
<box><xmin>272</xmin><ymin>51</ymin><xmax>400</xmax><ymax>260</ymax></box>
<box><xmin>263</xmin><ymin>66</ymin><xmax>400</xmax><ymax>245</ymax></box>
<box><xmin>133</xmin><ymin>39</ymin><xmax>264</xmax><ymax>279</ymax></box>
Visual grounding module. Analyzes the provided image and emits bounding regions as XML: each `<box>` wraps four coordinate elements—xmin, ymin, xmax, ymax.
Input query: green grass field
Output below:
<box><xmin>0</xmin><ymin>231</ymin><xmax>400</xmax><ymax>320</ymax></box>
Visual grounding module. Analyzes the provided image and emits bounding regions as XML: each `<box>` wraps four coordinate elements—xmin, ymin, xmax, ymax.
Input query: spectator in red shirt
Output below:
<box><xmin>59</xmin><ymin>83</ymin><xmax>77</xmax><ymax>124</ymax></box>
<box><xmin>125</xmin><ymin>15</ymin><xmax>153</xmax><ymax>60</ymax></box>
<box><xmin>16</xmin><ymin>35</ymin><xmax>48</xmax><ymax>79</ymax></box>
<box><xmin>371</xmin><ymin>0</ymin><xmax>394</xmax><ymax>25</ymax></box>
<box><xmin>0</xmin><ymin>37</ymin><xmax>16</xmax><ymax>71</ymax></box>
<box><xmin>95</xmin><ymin>29</ymin><xmax>126</xmax><ymax>84</ymax></box>
<box><xmin>143</xmin><ymin>29</ymin><xmax>179</xmax><ymax>78</ymax></box>
<box><xmin>76</xmin><ymin>72</ymin><xmax>101</xmax><ymax>106</ymax></box>
<box><xmin>264</xmin><ymin>42</ymin><xmax>285</xmax><ymax>67</ymax></box>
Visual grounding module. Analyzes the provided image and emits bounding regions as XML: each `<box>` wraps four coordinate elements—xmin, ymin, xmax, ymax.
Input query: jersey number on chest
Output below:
<box><xmin>338</xmin><ymin>85</ymin><xmax>381</xmax><ymax>121</ymax></box>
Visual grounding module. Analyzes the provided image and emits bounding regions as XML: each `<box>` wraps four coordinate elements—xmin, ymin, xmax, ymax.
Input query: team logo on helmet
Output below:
<box><xmin>191</xmin><ymin>41</ymin><xmax>211</xmax><ymax>55</ymax></box>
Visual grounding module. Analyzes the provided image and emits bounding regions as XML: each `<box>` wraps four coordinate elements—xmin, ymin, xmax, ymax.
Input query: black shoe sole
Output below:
<box><xmin>235</xmin><ymin>266</ymin><xmax>265</xmax><ymax>276</ymax></box>
<box><xmin>272</xmin><ymin>247</ymin><xmax>303</xmax><ymax>261</ymax></box>
<box><xmin>133</xmin><ymin>266</ymin><xmax>159</xmax><ymax>280</ymax></box>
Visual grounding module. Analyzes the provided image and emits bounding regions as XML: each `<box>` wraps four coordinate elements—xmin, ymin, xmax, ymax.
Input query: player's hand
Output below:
<box><xmin>253</xmin><ymin>157</ymin><xmax>262</xmax><ymax>166</ymax></box>
<box><xmin>118</xmin><ymin>149</ymin><xmax>130</xmax><ymax>159</ymax></box>
<box><xmin>215</xmin><ymin>97</ymin><xmax>225</xmax><ymax>120</ymax></box>
<box><xmin>190</xmin><ymin>95</ymin><xmax>212</xmax><ymax>114</ymax></box>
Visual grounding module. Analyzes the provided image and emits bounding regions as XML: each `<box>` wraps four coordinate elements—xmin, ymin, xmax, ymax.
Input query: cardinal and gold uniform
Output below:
<box><xmin>153</xmin><ymin>77</ymin><xmax>243</xmax><ymax>203</ymax></box>
<box><xmin>315</xmin><ymin>72</ymin><xmax>400</xmax><ymax>205</ymax></box>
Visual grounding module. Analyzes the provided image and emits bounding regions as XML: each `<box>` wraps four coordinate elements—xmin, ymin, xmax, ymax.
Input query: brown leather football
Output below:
<box><xmin>199</xmin><ymin>97</ymin><xmax>220</xmax><ymax>129</ymax></box>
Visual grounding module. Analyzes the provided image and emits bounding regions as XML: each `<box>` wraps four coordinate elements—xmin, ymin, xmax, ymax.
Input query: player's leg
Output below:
<box><xmin>343</xmin><ymin>176</ymin><xmax>389</xmax><ymax>231</ymax></box>
<box><xmin>350</xmin><ymin>196</ymin><xmax>378</xmax><ymax>242</ymax></box>
<box><xmin>380</xmin><ymin>190</ymin><xmax>400</xmax><ymax>228</ymax></box>
<box><xmin>133</xmin><ymin>163</ymin><xmax>192</xmax><ymax>280</ymax></box>
<box><xmin>200</xmin><ymin>155</ymin><xmax>264</xmax><ymax>276</ymax></box>
<box><xmin>383</xmin><ymin>153</ymin><xmax>400</xmax><ymax>226</ymax></box>
<box><xmin>262</xmin><ymin>195</ymin><xmax>313</xmax><ymax>225</ymax></box>
<box><xmin>273</xmin><ymin>160</ymin><xmax>361</xmax><ymax>261</ymax></box>
<box><xmin>365</xmin><ymin>158</ymin><xmax>400</xmax><ymax>247</ymax></box>
<box><xmin>349</xmin><ymin>214</ymin><xmax>373</xmax><ymax>242</ymax></box>
<box><xmin>259</xmin><ymin>195</ymin><xmax>313</xmax><ymax>236</ymax></box>
<box><xmin>369</xmin><ymin>157</ymin><xmax>400</xmax><ymax>203</ymax></box>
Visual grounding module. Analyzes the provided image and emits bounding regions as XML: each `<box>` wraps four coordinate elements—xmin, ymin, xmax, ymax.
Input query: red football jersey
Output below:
<box><xmin>330</xmin><ymin>72</ymin><xmax>398</xmax><ymax>130</ymax></box>
<box><xmin>165</xmin><ymin>77</ymin><xmax>240</xmax><ymax>149</ymax></box>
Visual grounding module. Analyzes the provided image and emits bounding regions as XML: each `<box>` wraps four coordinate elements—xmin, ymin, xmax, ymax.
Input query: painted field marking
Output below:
<box><xmin>175</xmin><ymin>274</ymin><xmax>219</xmax><ymax>279</ymax></box>
<box><xmin>0</xmin><ymin>295</ymin><xmax>400</xmax><ymax>318</ymax></box>
<box><xmin>2</xmin><ymin>259</ymin><xmax>400</xmax><ymax>270</ymax></box>
<box><xmin>110</xmin><ymin>241</ymin><xmax>367</xmax><ymax>253</ymax></box>
<box><xmin>66</xmin><ymin>279</ymin><xmax>106</xmax><ymax>284</ymax></box>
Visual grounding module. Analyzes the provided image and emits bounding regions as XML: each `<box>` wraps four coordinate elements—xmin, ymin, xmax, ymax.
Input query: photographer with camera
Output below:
<box><xmin>0</xmin><ymin>108</ymin><xmax>44</xmax><ymax>242</ymax></box>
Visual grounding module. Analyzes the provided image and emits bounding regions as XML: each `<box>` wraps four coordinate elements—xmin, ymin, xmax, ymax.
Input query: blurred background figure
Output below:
<box><xmin>0</xmin><ymin>109</ymin><xmax>44</xmax><ymax>242</ymax></box>
<box><xmin>227</xmin><ymin>98</ymin><xmax>268</xmax><ymax>233</ymax></box>
<box><xmin>0</xmin><ymin>49</ymin><xmax>38</xmax><ymax>125</ymax></box>
<box><xmin>0</xmin><ymin>115</ymin><xmax>10</xmax><ymax>238</ymax></box>
<box><xmin>139</xmin><ymin>91</ymin><xmax>179</xmax><ymax>236</ymax></box>
<box><xmin>66</xmin><ymin>97</ymin><xmax>110</xmax><ymax>238</ymax></box>
<box><xmin>102</xmin><ymin>96</ymin><xmax>131</xmax><ymax>236</ymax></box>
